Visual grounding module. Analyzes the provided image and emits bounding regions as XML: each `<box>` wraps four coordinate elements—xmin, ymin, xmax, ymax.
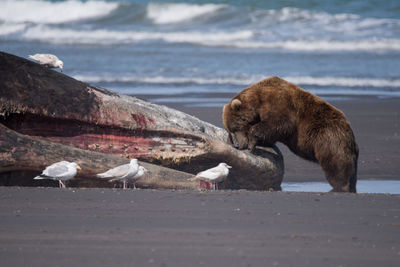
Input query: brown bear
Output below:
<box><xmin>222</xmin><ymin>76</ymin><xmax>358</xmax><ymax>192</ymax></box>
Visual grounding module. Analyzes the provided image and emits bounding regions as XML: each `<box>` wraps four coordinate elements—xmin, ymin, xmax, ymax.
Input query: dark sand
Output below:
<box><xmin>0</xmin><ymin>187</ymin><xmax>399</xmax><ymax>267</ymax></box>
<box><xmin>175</xmin><ymin>96</ymin><xmax>400</xmax><ymax>182</ymax></box>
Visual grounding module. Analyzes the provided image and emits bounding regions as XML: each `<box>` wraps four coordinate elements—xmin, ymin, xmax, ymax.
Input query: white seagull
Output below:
<box><xmin>96</xmin><ymin>159</ymin><xmax>139</xmax><ymax>189</ymax></box>
<box><xmin>34</xmin><ymin>161</ymin><xmax>81</xmax><ymax>188</ymax></box>
<box><xmin>189</xmin><ymin>163</ymin><xmax>232</xmax><ymax>190</ymax></box>
<box><xmin>29</xmin><ymin>53</ymin><xmax>64</xmax><ymax>72</ymax></box>
<box><xmin>129</xmin><ymin>166</ymin><xmax>148</xmax><ymax>189</ymax></box>
<box><xmin>108</xmin><ymin>165</ymin><xmax>148</xmax><ymax>189</ymax></box>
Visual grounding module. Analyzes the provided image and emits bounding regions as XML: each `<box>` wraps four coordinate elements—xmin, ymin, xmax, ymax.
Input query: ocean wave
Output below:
<box><xmin>72</xmin><ymin>75</ymin><xmax>257</xmax><ymax>86</ymax></box>
<box><xmin>0</xmin><ymin>22</ymin><xmax>27</xmax><ymax>36</ymax></box>
<box><xmin>260</xmin><ymin>6</ymin><xmax>397</xmax><ymax>28</ymax></box>
<box><xmin>148</xmin><ymin>97</ymin><xmax>232</xmax><ymax>103</ymax></box>
<box><xmin>73</xmin><ymin>74</ymin><xmax>400</xmax><ymax>89</ymax></box>
<box><xmin>258</xmin><ymin>7</ymin><xmax>359</xmax><ymax>24</ymax></box>
<box><xmin>22</xmin><ymin>26</ymin><xmax>253</xmax><ymax>45</ymax></box>
<box><xmin>252</xmin><ymin>7</ymin><xmax>400</xmax><ymax>35</ymax></box>
<box><xmin>0</xmin><ymin>1</ymin><xmax>398</xmax><ymax>37</ymax></box>
<box><xmin>146</xmin><ymin>2</ymin><xmax>226</xmax><ymax>24</ymax></box>
<box><xmin>3</xmin><ymin>1</ymin><xmax>399</xmax><ymax>54</ymax></box>
<box><xmin>144</xmin><ymin>4</ymin><xmax>400</xmax><ymax>34</ymax></box>
<box><xmin>0</xmin><ymin>0</ymin><xmax>118</xmax><ymax>24</ymax></box>
<box><xmin>284</xmin><ymin>76</ymin><xmax>400</xmax><ymax>88</ymax></box>
<box><xmin>216</xmin><ymin>39</ymin><xmax>400</xmax><ymax>52</ymax></box>
<box><xmin>20</xmin><ymin>25</ymin><xmax>400</xmax><ymax>52</ymax></box>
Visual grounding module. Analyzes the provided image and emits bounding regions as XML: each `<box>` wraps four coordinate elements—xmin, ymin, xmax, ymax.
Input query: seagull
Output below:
<box><xmin>189</xmin><ymin>163</ymin><xmax>232</xmax><ymax>190</ymax></box>
<box><xmin>29</xmin><ymin>53</ymin><xmax>64</xmax><ymax>72</ymax></box>
<box><xmin>129</xmin><ymin>166</ymin><xmax>148</xmax><ymax>189</ymax></box>
<box><xmin>108</xmin><ymin>165</ymin><xmax>147</xmax><ymax>189</ymax></box>
<box><xmin>96</xmin><ymin>159</ymin><xmax>139</xmax><ymax>189</ymax></box>
<box><xmin>33</xmin><ymin>161</ymin><xmax>81</xmax><ymax>188</ymax></box>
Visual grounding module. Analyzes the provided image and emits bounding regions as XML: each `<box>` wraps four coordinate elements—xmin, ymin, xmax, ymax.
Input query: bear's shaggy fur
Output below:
<box><xmin>222</xmin><ymin>77</ymin><xmax>358</xmax><ymax>192</ymax></box>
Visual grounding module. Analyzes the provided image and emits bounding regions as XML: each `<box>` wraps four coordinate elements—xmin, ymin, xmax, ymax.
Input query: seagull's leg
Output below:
<box><xmin>216</xmin><ymin>182</ymin><xmax>218</xmax><ymax>190</ymax></box>
<box><xmin>133</xmin><ymin>183</ymin><xmax>136</xmax><ymax>190</ymax></box>
<box><xmin>59</xmin><ymin>180</ymin><xmax>66</xmax><ymax>188</ymax></box>
<box><xmin>123</xmin><ymin>179</ymin><xmax>127</xmax><ymax>189</ymax></box>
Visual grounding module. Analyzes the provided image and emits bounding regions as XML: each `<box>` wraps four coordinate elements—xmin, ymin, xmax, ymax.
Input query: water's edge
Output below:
<box><xmin>282</xmin><ymin>180</ymin><xmax>400</xmax><ymax>194</ymax></box>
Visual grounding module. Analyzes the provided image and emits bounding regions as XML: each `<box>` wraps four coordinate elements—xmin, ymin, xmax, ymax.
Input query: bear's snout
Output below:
<box><xmin>230</xmin><ymin>131</ymin><xmax>249</xmax><ymax>150</ymax></box>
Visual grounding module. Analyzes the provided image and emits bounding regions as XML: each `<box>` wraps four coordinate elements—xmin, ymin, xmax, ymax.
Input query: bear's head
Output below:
<box><xmin>222</xmin><ymin>98</ymin><xmax>258</xmax><ymax>150</ymax></box>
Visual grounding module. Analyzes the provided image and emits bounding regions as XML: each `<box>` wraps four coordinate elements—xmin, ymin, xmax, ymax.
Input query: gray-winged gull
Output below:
<box><xmin>108</xmin><ymin>165</ymin><xmax>148</xmax><ymax>189</ymax></box>
<box><xmin>96</xmin><ymin>159</ymin><xmax>139</xmax><ymax>189</ymax></box>
<box><xmin>29</xmin><ymin>53</ymin><xmax>64</xmax><ymax>72</ymax></box>
<box><xmin>34</xmin><ymin>161</ymin><xmax>81</xmax><ymax>188</ymax></box>
<box><xmin>129</xmin><ymin>165</ymin><xmax>148</xmax><ymax>189</ymax></box>
<box><xmin>189</xmin><ymin>162</ymin><xmax>232</xmax><ymax>190</ymax></box>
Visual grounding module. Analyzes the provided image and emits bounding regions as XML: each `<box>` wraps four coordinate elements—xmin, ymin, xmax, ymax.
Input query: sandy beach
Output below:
<box><xmin>0</xmin><ymin>187</ymin><xmax>399</xmax><ymax>267</ymax></box>
<box><xmin>175</xmin><ymin>96</ymin><xmax>400</xmax><ymax>182</ymax></box>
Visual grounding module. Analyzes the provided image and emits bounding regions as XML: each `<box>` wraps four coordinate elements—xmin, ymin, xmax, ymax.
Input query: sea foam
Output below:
<box><xmin>20</xmin><ymin>24</ymin><xmax>400</xmax><ymax>52</ymax></box>
<box><xmin>22</xmin><ymin>26</ymin><xmax>253</xmax><ymax>45</ymax></box>
<box><xmin>284</xmin><ymin>76</ymin><xmax>400</xmax><ymax>88</ymax></box>
<box><xmin>72</xmin><ymin>75</ymin><xmax>256</xmax><ymax>86</ymax></box>
<box><xmin>74</xmin><ymin>74</ymin><xmax>400</xmax><ymax>89</ymax></box>
<box><xmin>20</xmin><ymin>25</ymin><xmax>400</xmax><ymax>52</ymax></box>
<box><xmin>253</xmin><ymin>7</ymin><xmax>400</xmax><ymax>35</ymax></box>
<box><xmin>0</xmin><ymin>22</ymin><xmax>26</xmax><ymax>36</ymax></box>
<box><xmin>212</xmin><ymin>39</ymin><xmax>400</xmax><ymax>52</ymax></box>
<box><xmin>146</xmin><ymin>2</ymin><xmax>226</xmax><ymax>24</ymax></box>
<box><xmin>0</xmin><ymin>0</ymin><xmax>118</xmax><ymax>24</ymax></box>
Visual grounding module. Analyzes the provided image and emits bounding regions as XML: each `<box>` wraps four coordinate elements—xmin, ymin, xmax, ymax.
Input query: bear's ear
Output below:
<box><xmin>231</xmin><ymin>99</ymin><xmax>242</xmax><ymax>111</ymax></box>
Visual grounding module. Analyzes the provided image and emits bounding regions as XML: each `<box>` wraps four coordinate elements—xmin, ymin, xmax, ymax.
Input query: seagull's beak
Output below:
<box><xmin>227</xmin><ymin>165</ymin><xmax>232</xmax><ymax>169</ymax></box>
<box><xmin>77</xmin><ymin>167</ymin><xmax>82</xmax><ymax>171</ymax></box>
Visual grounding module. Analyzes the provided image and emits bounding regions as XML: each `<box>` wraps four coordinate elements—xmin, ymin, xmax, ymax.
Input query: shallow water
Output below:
<box><xmin>282</xmin><ymin>180</ymin><xmax>400</xmax><ymax>194</ymax></box>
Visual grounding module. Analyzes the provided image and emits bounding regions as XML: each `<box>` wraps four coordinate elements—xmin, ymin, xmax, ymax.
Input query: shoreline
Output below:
<box><xmin>160</xmin><ymin>95</ymin><xmax>400</xmax><ymax>182</ymax></box>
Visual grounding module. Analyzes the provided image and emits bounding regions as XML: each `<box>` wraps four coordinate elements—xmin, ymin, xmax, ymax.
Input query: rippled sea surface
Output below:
<box><xmin>1</xmin><ymin>0</ymin><xmax>400</xmax><ymax>106</ymax></box>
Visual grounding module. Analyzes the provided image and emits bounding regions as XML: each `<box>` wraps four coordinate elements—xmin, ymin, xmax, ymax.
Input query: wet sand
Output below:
<box><xmin>174</xmin><ymin>96</ymin><xmax>400</xmax><ymax>182</ymax></box>
<box><xmin>0</xmin><ymin>187</ymin><xmax>399</xmax><ymax>267</ymax></box>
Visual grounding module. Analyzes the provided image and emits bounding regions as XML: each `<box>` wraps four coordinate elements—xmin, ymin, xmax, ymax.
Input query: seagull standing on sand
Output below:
<box><xmin>29</xmin><ymin>53</ymin><xmax>64</xmax><ymax>72</ymax></box>
<box><xmin>96</xmin><ymin>159</ymin><xmax>139</xmax><ymax>189</ymax></box>
<box><xmin>108</xmin><ymin>165</ymin><xmax>147</xmax><ymax>189</ymax></box>
<box><xmin>189</xmin><ymin>163</ymin><xmax>232</xmax><ymax>190</ymax></box>
<box><xmin>129</xmin><ymin>166</ymin><xmax>148</xmax><ymax>189</ymax></box>
<box><xmin>33</xmin><ymin>161</ymin><xmax>81</xmax><ymax>188</ymax></box>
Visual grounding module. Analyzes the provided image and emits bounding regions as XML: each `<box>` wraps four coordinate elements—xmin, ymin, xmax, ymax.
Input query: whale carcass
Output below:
<box><xmin>0</xmin><ymin>52</ymin><xmax>283</xmax><ymax>190</ymax></box>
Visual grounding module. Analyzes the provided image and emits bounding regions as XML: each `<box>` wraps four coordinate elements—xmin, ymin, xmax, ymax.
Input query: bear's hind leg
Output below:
<box><xmin>314</xmin><ymin>131</ymin><xmax>358</xmax><ymax>193</ymax></box>
<box><xmin>318</xmin><ymin>156</ymin><xmax>357</xmax><ymax>193</ymax></box>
